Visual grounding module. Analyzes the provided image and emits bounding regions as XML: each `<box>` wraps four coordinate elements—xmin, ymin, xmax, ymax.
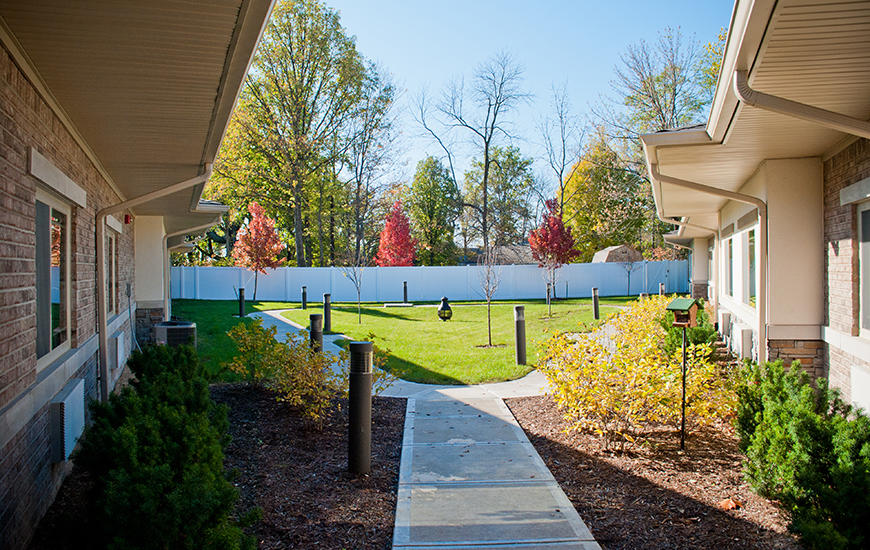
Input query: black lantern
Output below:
<box><xmin>437</xmin><ymin>297</ymin><xmax>453</xmax><ymax>321</ymax></box>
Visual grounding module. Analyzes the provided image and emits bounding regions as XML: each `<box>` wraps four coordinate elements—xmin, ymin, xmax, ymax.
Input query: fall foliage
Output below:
<box><xmin>232</xmin><ymin>202</ymin><xmax>285</xmax><ymax>299</ymax></box>
<box><xmin>375</xmin><ymin>201</ymin><xmax>416</xmax><ymax>266</ymax></box>
<box><xmin>530</xmin><ymin>198</ymin><xmax>578</xmax><ymax>313</ymax></box>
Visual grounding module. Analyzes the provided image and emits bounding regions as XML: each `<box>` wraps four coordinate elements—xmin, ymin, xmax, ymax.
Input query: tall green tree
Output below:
<box><xmin>464</xmin><ymin>146</ymin><xmax>537</xmax><ymax>247</ymax></box>
<box><xmin>406</xmin><ymin>157</ymin><xmax>460</xmax><ymax>265</ymax></box>
<box><xmin>211</xmin><ymin>0</ymin><xmax>367</xmax><ymax>266</ymax></box>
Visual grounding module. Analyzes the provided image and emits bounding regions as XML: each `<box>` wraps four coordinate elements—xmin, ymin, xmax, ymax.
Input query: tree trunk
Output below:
<box><xmin>329</xmin><ymin>196</ymin><xmax>336</xmax><ymax>265</ymax></box>
<box><xmin>357</xmin><ymin>288</ymin><xmax>361</xmax><ymax>324</ymax></box>
<box><xmin>293</xmin><ymin>198</ymin><xmax>306</xmax><ymax>266</ymax></box>
<box><xmin>254</xmin><ymin>272</ymin><xmax>259</xmax><ymax>301</ymax></box>
<box><xmin>487</xmin><ymin>299</ymin><xmax>492</xmax><ymax>346</ymax></box>
<box><xmin>316</xmin><ymin>187</ymin><xmax>325</xmax><ymax>267</ymax></box>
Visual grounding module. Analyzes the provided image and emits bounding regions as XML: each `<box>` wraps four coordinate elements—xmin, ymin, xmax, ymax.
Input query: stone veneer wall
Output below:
<box><xmin>0</xmin><ymin>41</ymin><xmax>134</xmax><ymax>549</ymax></box>
<box><xmin>135</xmin><ymin>306</ymin><xmax>165</xmax><ymax>344</ymax></box>
<box><xmin>767</xmin><ymin>339</ymin><xmax>826</xmax><ymax>379</ymax></box>
<box><xmin>691</xmin><ymin>281</ymin><xmax>709</xmax><ymax>301</ymax></box>
<box><xmin>823</xmin><ymin>138</ymin><xmax>870</xmax><ymax>402</ymax></box>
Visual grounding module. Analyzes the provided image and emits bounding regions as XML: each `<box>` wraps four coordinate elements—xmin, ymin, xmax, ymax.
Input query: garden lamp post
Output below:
<box><xmin>437</xmin><ymin>297</ymin><xmax>452</xmax><ymax>321</ymax></box>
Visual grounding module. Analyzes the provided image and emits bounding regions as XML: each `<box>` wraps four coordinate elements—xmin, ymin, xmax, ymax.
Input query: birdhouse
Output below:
<box><xmin>666</xmin><ymin>297</ymin><xmax>699</xmax><ymax>328</ymax></box>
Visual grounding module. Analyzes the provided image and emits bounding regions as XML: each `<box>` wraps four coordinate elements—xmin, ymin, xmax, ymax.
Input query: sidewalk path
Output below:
<box><xmin>247</xmin><ymin>308</ymin><xmax>600</xmax><ymax>549</ymax></box>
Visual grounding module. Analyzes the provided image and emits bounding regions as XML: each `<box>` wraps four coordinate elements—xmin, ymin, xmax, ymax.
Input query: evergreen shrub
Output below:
<box><xmin>75</xmin><ymin>345</ymin><xmax>255</xmax><ymax>550</ymax></box>
<box><xmin>737</xmin><ymin>360</ymin><xmax>870</xmax><ymax>549</ymax></box>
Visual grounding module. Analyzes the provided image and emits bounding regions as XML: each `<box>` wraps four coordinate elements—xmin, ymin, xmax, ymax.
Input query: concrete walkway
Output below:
<box><xmin>248</xmin><ymin>308</ymin><xmax>600</xmax><ymax>549</ymax></box>
<box><xmin>392</xmin><ymin>385</ymin><xmax>598</xmax><ymax>549</ymax></box>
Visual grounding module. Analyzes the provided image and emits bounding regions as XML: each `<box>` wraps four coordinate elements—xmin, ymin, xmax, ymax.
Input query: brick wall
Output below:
<box><xmin>823</xmin><ymin>138</ymin><xmax>870</xmax><ymax>399</ymax></box>
<box><xmin>0</xmin><ymin>40</ymin><xmax>135</xmax><ymax>549</ymax></box>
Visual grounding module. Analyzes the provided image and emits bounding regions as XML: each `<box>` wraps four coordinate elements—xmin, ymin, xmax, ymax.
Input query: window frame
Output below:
<box><xmin>725</xmin><ymin>237</ymin><xmax>734</xmax><ymax>296</ymax></box>
<box><xmin>744</xmin><ymin>228</ymin><xmax>757</xmax><ymax>308</ymax></box>
<box><xmin>35</xmin><ymin>187</ymin><xmax>72</xmax><ymax>371</ymax></box>
<box><xmin>105</xmin><ymin>228</ymin><xmax>119</xmax><ymax>317</ymax></box>
<box><xmin>859</xmin><ymin>201</ymin><xmax>870</xmax><ymax>339</ymax></box>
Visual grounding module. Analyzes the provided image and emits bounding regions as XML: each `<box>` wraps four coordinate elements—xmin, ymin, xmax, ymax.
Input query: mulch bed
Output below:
<box><xmin>214</xmin><ymin>385</ymin><xmax>405</xmax><ymax>549</ymax></box>
<box><xmin>29</xmin><ymin>384</ymin><xmax>405</xmax><ymax>550</ymax></box>
<box><xmin>505</xmin><ymin>395</ymin><xmax>800</xmax><ymax>550</ymax></box>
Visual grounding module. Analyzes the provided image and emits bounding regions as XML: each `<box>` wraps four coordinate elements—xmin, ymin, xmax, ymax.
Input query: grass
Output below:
<box><xmin>281</xmin><ymin>298</ymin><xmax>629</xmax><ymax>385</ymax></box>
<box><xmin>170</xmin><ymin>299</ymin><xmax>297</xmax><ymax>378</ymax></box>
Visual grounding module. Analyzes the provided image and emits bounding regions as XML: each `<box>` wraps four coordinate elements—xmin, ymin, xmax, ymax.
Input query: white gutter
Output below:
<box><xmin>95</xmin><ymin>165</ymin><xmax>212</xmax><ymax>402</ymax></box>
<box><xmin>651</xmin><ymin>164</ymin><xmax>769</xmax><ymax>363</ymax></box>
<box><xmin>734</xmin><ymin>71</ymin><xmax>870</xmax><ymax>140</ymax></box>
<box><xmin>162</xmin><ymin>221</ymin><xmax>222</xmax><ymax>322</ymax></box>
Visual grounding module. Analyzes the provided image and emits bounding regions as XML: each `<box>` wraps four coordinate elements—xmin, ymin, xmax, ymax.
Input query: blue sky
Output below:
<box><xmin>327</xmin><ymin>0</ymin><xmax>734</xmax><ymax>189</ymax></box>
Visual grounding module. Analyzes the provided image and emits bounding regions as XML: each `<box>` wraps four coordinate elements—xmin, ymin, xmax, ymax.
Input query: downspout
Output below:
<box><xmin>734</xmin><ymin>70</ymin><xmax>870</xmax><ymax>140</ymax></box>
<box><xmin>95</xmin><ymin>165</ymin><xmax>212</xmax><ymax>402</ymax></box>
<box><xmin>163</xmin><ymin>225</ymin><xmax>219</xmax><ymax>321</ymax></box>
<box><xmin>651</xmin><ymin>164</ymin><xmax>769</xmax><ymax>363</ymax></box>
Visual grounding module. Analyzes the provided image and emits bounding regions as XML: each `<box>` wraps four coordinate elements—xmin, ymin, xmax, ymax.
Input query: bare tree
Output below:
<box><xmin>621</xmin><ymin>261</ymin><xmax>644</xmax><ymax>296</ymax></box>
<box><xmin>477</xmin><ymin>247</ymin><xmax>502</xmax><ymax>347</ymax></box>
<box><xmin>339</xmin><ymin>244</ymin><xmax>372</xmax><ymax>324</ymax></box>
<box><xmin>592</xmin><ymin>27</ymin><xmax>707</xmax><ymax>172</ymax></box>
<box><xmin>416</xmin><ymin>53</ymin><xmax>528</xmax><ymax>252</ymax></box>
<box><xmin>538</xmin><ymin>85</ymin><xmax>585</xmax><ymax>216</ymax></box>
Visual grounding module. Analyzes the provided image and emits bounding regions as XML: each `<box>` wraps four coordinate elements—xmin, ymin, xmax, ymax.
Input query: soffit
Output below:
<box><xmin>652</xmin><ymin>0</ymin><xmax>870</xmax><ymax>218</ymax></box>
<box><xmin>0</xmin><ymin>0</ymin><xmax>272</xmax><ymax>225</ymax></box>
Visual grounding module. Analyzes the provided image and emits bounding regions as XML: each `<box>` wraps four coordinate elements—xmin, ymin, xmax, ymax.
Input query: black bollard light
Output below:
<box><xmin>323</xmin><ymin>293</ymin><xmax>331</xmax><ymax>332</ymax></box>
<box><xmin>592</xmin><ymin>287</ymin><xmax>600</xmax><ymax>320</ymax></box>
<box><xmin>514</xmin><ymin>305</ymin><xmax>526</xmax><ymax>365</ymax></box>
<box><xmin>238</xmin><ymin>287</ymin><xmax>245</xmax><ymax>317</ymax></box>
<box><xmin>348</xmin><ymin>341</ymin><xmax>373</xmax><ymax>475</ymax></box>
<box><xmin>302</xmin><ymin>286</ymin><xmax>307</xmax><ymax>309</ymax></box>
<box><xmin>309</xmin><ymin>313</ymin><xmax>323</xmax><ymax>352</ymax></box>
<box><xmin>403</xmin><ymin>281</ymin><xmax>408</xmax><ymax>303</ymax></box>
<box><xmin>659</xmin><ymin>282</ymin><xmax>665</xmax><ymax>295</ymax></box>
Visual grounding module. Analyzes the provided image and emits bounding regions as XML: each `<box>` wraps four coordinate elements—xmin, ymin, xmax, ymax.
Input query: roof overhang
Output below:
<box><xmin>642</xmin><ymin>0</ymin><xmax>870</xmax><ymax>233</ymax></box>
<box><xmin>0</xmin><ymin>0</ymin><xmax>274</xmax><ymax>236</ymax></box>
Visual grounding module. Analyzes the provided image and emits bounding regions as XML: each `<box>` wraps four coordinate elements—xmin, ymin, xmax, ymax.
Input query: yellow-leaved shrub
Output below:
<box><xmin>226</xmin><ymin>319</ymin><xmax>396</xmax><ymax>427</ymax></box>
<box><xmin>539</xmin><ymin>295</ymin><xmax>735</xmax><ymax>448</ymax></box>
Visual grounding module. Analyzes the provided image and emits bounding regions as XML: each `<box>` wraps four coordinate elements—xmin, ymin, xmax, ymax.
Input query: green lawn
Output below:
<box><xmin>281</xmin><ymin>298</ymin><xmax>628</xmax><ymax>385</ymax></box>
<box><xmin>171</xmin><ymin>299</ymin><xmax>298</xmax><ymax>379</ymax></box>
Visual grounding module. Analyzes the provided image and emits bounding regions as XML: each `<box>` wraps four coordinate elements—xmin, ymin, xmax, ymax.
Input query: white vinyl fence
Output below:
<box><xmin>170</xmin><ymin>261</ymin><xmax>689</xmax><ymax>302</ymax></box>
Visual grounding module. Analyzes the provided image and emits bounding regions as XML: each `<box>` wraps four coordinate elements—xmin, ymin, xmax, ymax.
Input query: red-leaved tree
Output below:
<box><xmin>529</xmin><ymin>198</ymin><xmax>579</xmax><ymax>315</ymax></box>
<box><xmin>232</xmin><ymin>201</ymin><xmax>285</xmax><ymax>300</ymax></box>
<box><xmin>375</xmin><ymin>201</ymin><xmax>417</xmax><ymax>266</ymax></box>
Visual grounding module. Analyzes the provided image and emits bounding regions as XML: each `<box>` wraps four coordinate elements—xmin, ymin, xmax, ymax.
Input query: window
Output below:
<box><xmin>707</xmin><ymin>242</ymin><xmax>713</xmax><ymax>285</ymax></box>
<box><xmin>106</xmin><ymin>230</ymin><xmax>118</xmax><ymax>316</ymax></box>
<box><xmin>726</xmin><ymin>238</ymin><xmax>734</xmax><ymax>296</ymax></box>
<box><xmin>860</xmin><ymin>202</ymin><xmax>870</xmax><ymax>335</ymax></box>
<box><xmin>36</xmin><ymin>189</ymin><xmax>70</xmax><ymax>365</ymax></box>
<box><xmin>747</xmin><ymin>230</ymin><xmax>756</xmax><ymax>307</ymax></box>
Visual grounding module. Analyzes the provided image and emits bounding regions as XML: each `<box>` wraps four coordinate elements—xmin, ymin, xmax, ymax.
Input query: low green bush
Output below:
<box><xmin>75</xmin><ymin>345</ymin><xmax>255</xmax><ymax>550</ymax></box>
<box><xmin>736</xmin><ymin>360</ymin><xmax>870</xmax><ymax>549</ymax></box>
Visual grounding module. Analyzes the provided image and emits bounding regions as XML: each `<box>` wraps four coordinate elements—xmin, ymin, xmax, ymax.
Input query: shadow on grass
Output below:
<box><xmin>332</xmin><ymin>337</ymin><xmax>465</xmax><ymax>385</ymax></box>
<box><xmin>330</xmin><ymin>305</ymin><xmax>422</xmax><ymax>321</ymax></box>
